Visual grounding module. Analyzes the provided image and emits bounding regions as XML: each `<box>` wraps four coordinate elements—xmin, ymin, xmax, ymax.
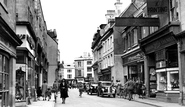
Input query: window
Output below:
<box><xmin>141</xmin><ymin>27</ymin><xmax>149</xmax><ymax>38</ymax></box>
<box><xmin>87</xmin><ymin>67</ymin><xmax>92</xmax><ymax>72</ymax></box>
<box><xmin>87</xmin><ymin>73</ymin><xmax>92</xmax><ymax>78</ymax></box>
<box><xmin>78</xmin><ymin>61</ymin><xmax>81</xmax><ymax>67</ymax></box>
<box><xmin>67</xmin><ymin>74</ymin><xmax>72</xmax><ymax>79</ymax></box>
<box><xmin>127</xmin><ymin>33</ymin><xmax>130</xmax><ymax>48</ymax></box>
<box><xmin>16</xmin><ymin>55</ymin><xmax>25</xmax><ymax>64</ymax></box>
<box><xmin>67</xmin><ymin>69</ymin><xmax>72</xmax><ymax>73</ymax></box>
<box><xmin>0</xmin><ymin>54</ymin><xmax>9</xmax><ymax>107</ymax></box>
<box><xmin>78</xmin><ymin>70</ymin><xmax>82</xmax><ymax>76</ymax></box>
<box><xmin>87</xmin><ymin>61</ymin><xmax>92</xmax><ymax>65</ymax></box>
<box><xmin>133</xmin><ymin>28</ymin><xmax>138</xmax><ymax>45</ymax></box>
<box><xmin>170</xmin><ymin>0</ymin><xmax>179</xmax><ymax>21</ymax></box>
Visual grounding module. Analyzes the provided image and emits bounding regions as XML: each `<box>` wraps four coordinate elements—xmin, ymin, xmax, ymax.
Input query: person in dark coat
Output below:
<box><xmin>125</xmin><ymin>78</ymin><xmax>135</xmax><ymax>101</ymax></box>
<box><xmin>59</xmin><ymin>78</ymin><xmax>69</xmax><ymax>104</ymax></box>
<box><xmin>37</xmin><ymin>87</ymin><xmax>42</xmax><ymax>100</ymax></box>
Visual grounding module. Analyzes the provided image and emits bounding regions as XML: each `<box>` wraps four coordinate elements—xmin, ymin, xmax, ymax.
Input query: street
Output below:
<box><xmin>54</xmin><ymin>88</ymin><xmax>154</xmax><ymax>107</ymax></box>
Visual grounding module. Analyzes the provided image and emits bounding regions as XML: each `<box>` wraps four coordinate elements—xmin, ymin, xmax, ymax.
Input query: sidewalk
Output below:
<box><xmin>27</xmin><ymin>94</ymin><xmax>55</xmax><ymax>107</ymax></box>
<box><xmin>132</xmin><ymin>95</ymin><xmax>184</xmax><ymax>107</ymax></box>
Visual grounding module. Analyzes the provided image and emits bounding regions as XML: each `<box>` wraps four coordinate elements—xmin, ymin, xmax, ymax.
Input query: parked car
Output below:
<box><xmin>97</xmin><ymin>81</ymin><xmax>116</xmax><ymax>98</ymax></box>
<box><xmin>87</xmin><ymin>83</ymin><xmax>98</xmax><ymax>95</ymax></box>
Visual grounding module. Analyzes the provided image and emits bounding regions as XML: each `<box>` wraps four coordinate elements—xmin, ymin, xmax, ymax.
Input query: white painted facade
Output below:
<box><xmin>74</xmin><ymin>54</ymin><xmax>94</xmax><ymax>79</ymax></box>
<box><xmin>63</xmin><ymin>64</ymin><xmax>75</xmax><ymax>80</ymax></box>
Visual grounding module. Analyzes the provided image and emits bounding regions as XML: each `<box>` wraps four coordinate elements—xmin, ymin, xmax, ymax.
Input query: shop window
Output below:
<box><xmin>0</xmin><ymin>54</ymin><xmax>9</xmax><ymax>107</ymax></box>
<box><xmin>157</xmin><ymin>72</ymin><xmax>167</xmax><ymax>91</ymax></box>
<box><xmin>157</xmin><ymin>69</ymin><xmax>179</xmax><ymax>91</ymax></box>
<box><xmin>169</xmin><ymin>71</ymin><xmax>179</xmax><ymax>90</ymax></box>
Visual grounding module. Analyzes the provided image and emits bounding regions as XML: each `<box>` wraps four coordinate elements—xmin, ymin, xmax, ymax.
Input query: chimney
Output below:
<box><xmin>114</xmin><ymin>0</ymin><xmax>123</xmax><ymax>16</ymax></box>
<box><xmin>105</xmin><ymin>10</ymin><xmax>116</xmax><ymax>24</ymax></box>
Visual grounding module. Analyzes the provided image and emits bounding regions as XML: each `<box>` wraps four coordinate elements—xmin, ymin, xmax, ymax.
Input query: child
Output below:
<box><xmin>46</xmin><ymin>88</ymin><xmax>52</xmax><ymax>101</ymax></box>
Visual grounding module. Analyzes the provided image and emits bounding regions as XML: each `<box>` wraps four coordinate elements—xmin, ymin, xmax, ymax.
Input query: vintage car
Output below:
<box><xmin>97</xmin><ymin>81</ymin><xmax>116</xmax><ymax>98</ymax></box>
<box><xmin>87</xmin><ymin>83</ymin><xmax>98</xmax><ymax>95</ymax></box>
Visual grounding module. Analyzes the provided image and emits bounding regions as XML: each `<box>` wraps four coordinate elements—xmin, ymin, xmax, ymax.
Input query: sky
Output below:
<box><xmin>41</xmin><ymin>0</ymin><xmax>131</xmax><ymax>64</ymax></box>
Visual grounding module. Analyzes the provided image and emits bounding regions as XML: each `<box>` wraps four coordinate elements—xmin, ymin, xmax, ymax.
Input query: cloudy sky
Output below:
<box><xmin>41</xmin><ymin>0</ymin><xmax>131</xmax><ymax>64</ymax></box>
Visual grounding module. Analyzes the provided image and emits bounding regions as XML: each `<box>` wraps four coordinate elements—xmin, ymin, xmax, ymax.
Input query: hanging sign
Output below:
<box><xmin>147</xmin><ymin>0</ymin><xmax>169</xmax><ymax>15</ymax></box>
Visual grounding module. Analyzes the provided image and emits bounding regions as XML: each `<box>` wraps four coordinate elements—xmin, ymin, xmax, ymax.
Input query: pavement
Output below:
<box><xmin>26</xmin><ymin>94</ymin><xmax>55</xmax><ymax>107</ymax></box>
<box><xmin>132</xmin><ymin>96</ymin><xmax>184</xmax><ymax>107</ymax></box>
<box><xmin>25</xmin><ymin>92</ymin><xmax>185</xmax><ymax>107</ymax></box>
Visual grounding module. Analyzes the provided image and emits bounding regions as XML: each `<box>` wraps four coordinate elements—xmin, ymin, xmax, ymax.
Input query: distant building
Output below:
<box><xmin>59</xmin><ymin>63</ymin><xmax>75</xmax><ymax>84</ymax></box>
<box><xmin>74</xmin><ymin>52</ymin><xmax>94</xmax><ymax>83</ymax></box>
<box><xmin>47</xmin><ymin>29</ymin><xmax>59</xmax><ymax>87</ymax></box>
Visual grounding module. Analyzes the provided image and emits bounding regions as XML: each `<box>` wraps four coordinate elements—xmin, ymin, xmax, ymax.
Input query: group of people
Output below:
<box><xmin>36</xmin><ymin>78</ymin><xmax>85</xmax><ymax>104</ymax></box>
<box><xmin>37</xmin><ymin>80</ymin><xmax>52</xmax><ymax>101</ymax></box>
<box><xmin>115</xmin><ymin>78</ymin><xmax>146</xmax><ymax>101</ymax></box>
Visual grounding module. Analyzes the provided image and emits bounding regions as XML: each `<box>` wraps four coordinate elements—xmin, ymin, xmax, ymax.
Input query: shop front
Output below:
<box><xmin>122</xmin><ymin>51</ymin><xmax>144</xmax><ymax>82</ymax></box>
<box><xmin>100</xmin><ymin>66</ymin><xmax>112</xmax><ymax>81</ymax></box>
<box><xmin>0</xmin><ymin>17</ymin><xmax>22</xmax><ymax>107</ymax></box>
<box><xmin>140</xmin><ymin>23</ymin><xmax>180</xmax><ymax>102</ymax></box>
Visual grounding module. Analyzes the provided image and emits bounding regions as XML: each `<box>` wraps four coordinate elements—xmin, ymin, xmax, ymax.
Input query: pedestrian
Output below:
<box><xmin>125</xmin><ymin>78</ymin><xmax>135</xmax><ymax>101</ymax></box>
<box><xmin>36</xmin><ymin>86</ymin><xmax>42</xmax><ymax>100</ymax></box>
<box><xmin>53</xmin><ymin>80</ymin><xmax>58</xmax><ymax>102</ymax></box>
<box><xmin>46</xmin><ymin>88</ymin><xmax>52</xmax><ymax>101</ymax></box>
<box><xmin>115</xmin><ymin>80</ymin><xmax>121</xmax><ymax>97</ymax></box>
<box><xmin>42</xmin><ymin>80</ymin><xmax>48</xmax><ymax>101</ymax></box>
<box><xmin>78</xmin><ymin>82</ymin><xmax>84</xmax><ymax>97</ymax></box>
<box><xmin>59</xmin><ymin>78</ymin><xmax>69</xmax><ymax>104</ymax></box>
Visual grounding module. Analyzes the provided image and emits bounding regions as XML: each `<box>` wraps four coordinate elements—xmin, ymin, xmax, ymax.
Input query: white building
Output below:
<box><xmin>59</xmin><ymin>63</ymin><xmax>75</xmax><ymax>84</ymax></box>
<box><xmin>74</xmin><ymin>52</ymin><xmax>94</xmax><ymax>82</ymax></box>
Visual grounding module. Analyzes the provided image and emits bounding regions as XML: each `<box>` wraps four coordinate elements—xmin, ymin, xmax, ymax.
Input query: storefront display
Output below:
<box><xmin>156</xmin><ymin>68</ymin><xmax>179</xmax><ymax>91</ymax></box>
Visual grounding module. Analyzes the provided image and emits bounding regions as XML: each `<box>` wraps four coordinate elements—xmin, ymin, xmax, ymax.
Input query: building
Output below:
<box><xmin>62</xmin><ymin>64</ymin><xmax>75</xmax><ymax>84</ymax></box>
<box><xmin>116</xmin><ymin>0</ymin><xmax>184</xmax><ymax>104</ymax></box>
<box><xmin>47</xmin><ymin>29</ymin><xmax>59</xmax><ymax>87</ymax></box>
<box><xmin>0</xmin><ymin>0</ymin><xmax>22</xmax><ymax>106</ymax></box>
<box><xmin>120</xmin><ymin>0</ymin><xmax>146</xmax><ymax>87</ymax></box>
<box><xmin>74</xmin><ymin>53</ymin><xmax>94</xmax><ymax>83</ymax></box>
<box><xmin>91</xmin><ymin>0</ymin><xmax>125</xmax><ymax>84</ymax></box>
<box><xmin>15</xmin><ymin>0</ymin><xmax>50</xmax><ymax>105</ymax></box>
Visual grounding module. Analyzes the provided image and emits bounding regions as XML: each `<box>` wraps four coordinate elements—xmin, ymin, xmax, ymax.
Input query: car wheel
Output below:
<box><xmin>90</xmin><ymin>90</ymin><xmax>93</xmax><ymax>95</ymax></box>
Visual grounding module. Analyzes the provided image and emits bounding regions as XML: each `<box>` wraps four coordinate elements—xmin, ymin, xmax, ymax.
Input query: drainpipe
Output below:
<box><xmin>177</xmin><ymin>41</ymin><xmax>184</xmax><ymax>105</ymax></box>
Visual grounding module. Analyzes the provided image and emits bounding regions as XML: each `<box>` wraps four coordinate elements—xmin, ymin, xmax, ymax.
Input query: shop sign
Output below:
<box><xmin>123</xmin><ymin>53</ymin><xmax>144</xmax><ymax>64</ymax></box>
<box><xmin>128</xmin><ymin>53</ymin><xmax>143</xmax><ymax>62</ymax></box>
<box><xmin>147</xmin><ymin>0</ymin><xmax>169</xmax><ymax>15</ymax></box>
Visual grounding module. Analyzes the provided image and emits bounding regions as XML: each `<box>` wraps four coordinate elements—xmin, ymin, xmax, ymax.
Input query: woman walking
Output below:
<box><xmin>59</xmin><ymin>79</ymin><xmax>69</xmax><ymax>104</ymax></box>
